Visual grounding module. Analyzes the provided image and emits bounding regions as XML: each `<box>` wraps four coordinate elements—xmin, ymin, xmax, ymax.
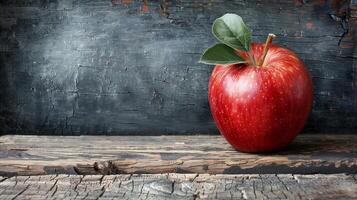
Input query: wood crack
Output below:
<box><xmin>95</xmin><ymin>186</ymin><xmax>106</xmax><ymax>200</ymax></box>
<box><xmin>10</xmin><ymin>184</ymin><xmax>29</xmax><ymax>200</ymax></box>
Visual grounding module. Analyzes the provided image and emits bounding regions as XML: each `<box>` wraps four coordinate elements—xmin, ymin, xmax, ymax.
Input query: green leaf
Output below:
<box><xmin>212</xmin><ymin>13</ymin><xmax>252</xmax><ymax>51</ymax></box>
<box><xmin>199</xmin><ymin>43</ymin><xmax>247</xmax><ymax>65</ymax></box>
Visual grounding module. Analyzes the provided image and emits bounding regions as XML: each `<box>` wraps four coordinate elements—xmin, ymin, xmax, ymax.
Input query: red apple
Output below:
<box><xmin>208</xmin><ymin>43</ymin><xmax>313</xmax><ymax>153</ymax></box>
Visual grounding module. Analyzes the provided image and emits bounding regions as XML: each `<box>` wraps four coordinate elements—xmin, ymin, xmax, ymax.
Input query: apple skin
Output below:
<box><xmin>208</xmin><ymin>43</ymin><xmax>313</xmax><ymax>153</ymax></box>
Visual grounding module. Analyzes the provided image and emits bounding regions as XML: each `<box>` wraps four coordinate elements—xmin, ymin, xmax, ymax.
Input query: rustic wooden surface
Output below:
<box><xmin>1</xmin><ymin>134</ymin><xmax>357</xmax><ymax>176</ymax></box>
<box><xmin>0</xmin><ymin>0</ymin><xmax>356</xmax><ymax>135</ymax></box>
<box><xmin>0</xmin><ymin>174</ymin><xmax>357</xmax><ymax>199</ymax></box>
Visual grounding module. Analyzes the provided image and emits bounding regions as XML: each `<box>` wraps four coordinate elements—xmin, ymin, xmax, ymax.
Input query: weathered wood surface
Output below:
<box><xmin>0</xmin><ymin>0</ymin><xmax>356</xmax><ymax>135</ymax></box>
<box><xmin>1</xmin><ymin>174</ymin><xmax>357</xmax><ymax>200</ymax></box>
<box><xmin>1</xmin><ymin>134</ymin><xmax>357</xmax><ymax>176</ymax></box>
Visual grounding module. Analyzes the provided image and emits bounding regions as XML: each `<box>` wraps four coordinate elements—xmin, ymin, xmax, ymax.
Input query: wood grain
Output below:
<box><xmin>0</xmin><ymin>174</ymin><xmax>357</xmax><ymax>199</ymax></box>
<box><xmin>1</xmin><ymin>134</ymin><xmax>357</xmax><ymax>176</ymax></box>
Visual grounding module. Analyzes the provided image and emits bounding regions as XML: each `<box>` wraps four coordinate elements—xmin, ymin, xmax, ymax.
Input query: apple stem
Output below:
<box><xmin>258</xmin><ymin>33</ymin><xmax>276</xmax><ymax>67</ymax></box>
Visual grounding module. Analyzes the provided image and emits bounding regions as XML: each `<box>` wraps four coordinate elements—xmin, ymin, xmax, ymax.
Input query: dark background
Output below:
<box><xmin>0</xmin><ymin>0</ymin><xmax>356</xmax><ymax>135</ymax></box>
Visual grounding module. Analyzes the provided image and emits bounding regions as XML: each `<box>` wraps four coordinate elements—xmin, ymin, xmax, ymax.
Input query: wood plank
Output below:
<box><xmin>1</xmin><ymin>134</ymin><xmax>357</xmax><ymax>176</ymax></box>
<box><xmin>0</xmin><ymin>174</ymin><xmax>356</xmax><ymax>199</ymax></box>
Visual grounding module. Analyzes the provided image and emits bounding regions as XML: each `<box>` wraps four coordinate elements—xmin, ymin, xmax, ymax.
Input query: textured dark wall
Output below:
<box><xmin>0</xmin><ymin>0</ymin><xmax>356</xmax><ymax>135</ymax></box>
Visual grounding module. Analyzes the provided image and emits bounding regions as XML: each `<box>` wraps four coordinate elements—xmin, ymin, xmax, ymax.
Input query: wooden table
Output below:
<box><xmin>1</xmin><ymin>134</ymin><xmax>357</xmax><ymax>199</ymax></box>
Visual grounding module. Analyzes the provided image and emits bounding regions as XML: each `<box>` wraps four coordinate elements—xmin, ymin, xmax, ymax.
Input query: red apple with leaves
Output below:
<box><xmin>200</xmin><ymin>14</ymin><xmax>313</xmax><ymax>153</ymax></box>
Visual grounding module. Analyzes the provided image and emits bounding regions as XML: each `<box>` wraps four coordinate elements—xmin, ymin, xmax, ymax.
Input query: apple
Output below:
<box><xmin>200</xmin><ymin>14</ymin><xmax>313</xmax><ymax>152</ymax></box>
<box><xmin>208</xmin><ymin>42</ymin><xmax>313</xmax><ymax>152</ymax></box>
